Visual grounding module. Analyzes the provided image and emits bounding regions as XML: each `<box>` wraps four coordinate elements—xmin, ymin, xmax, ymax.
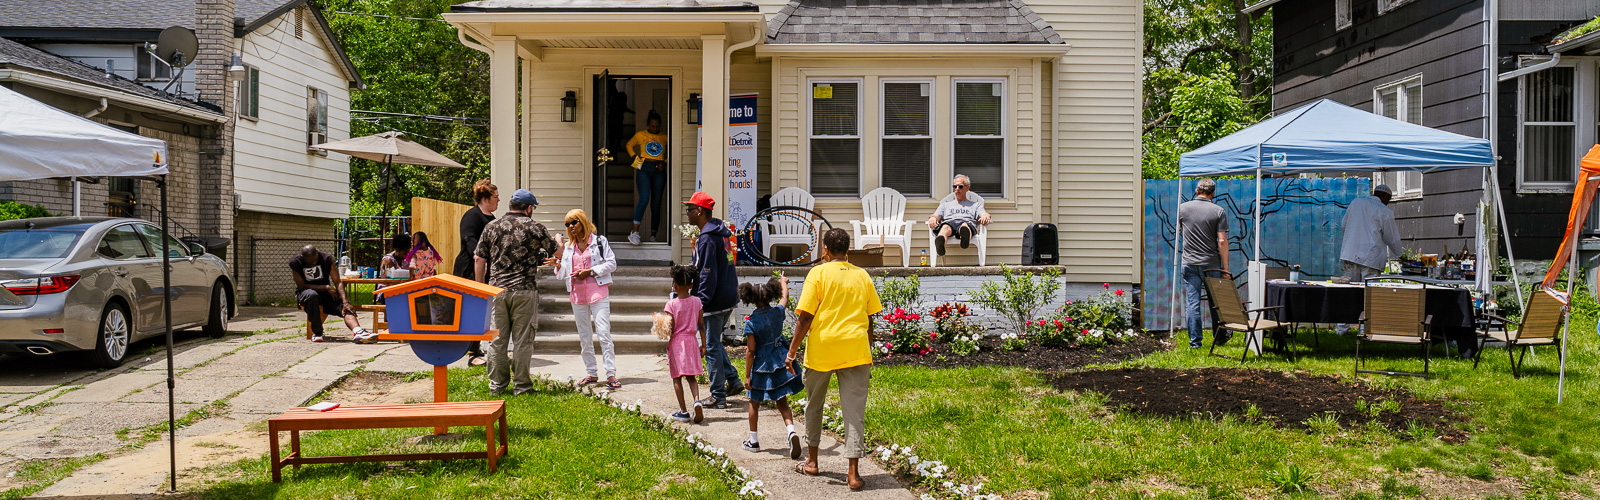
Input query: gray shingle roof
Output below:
<box><xmin>451</xmin><ymin>0</ymin><xmax>758</xmax><ymax>13</ymax></box>
<box><xmin>766</xmin><ymin>0</ymin><xmax>1062</xmax><ymax>44</ymax></box>
<box><xmin>0</xmin><ymin>0</ymin><xmax>298</xmax><ymax>32</ymax></box>
<box><xmin>0</xmin><ymin>36</ymin><xmax>220</xmax><ymax>116</ymax></box>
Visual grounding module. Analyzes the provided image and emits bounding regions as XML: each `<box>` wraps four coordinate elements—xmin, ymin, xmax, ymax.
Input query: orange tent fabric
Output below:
<box><xmin>1543</xmin><ymin>145</ymin><xmax>1600</xmax><ymax>296</ymax></box>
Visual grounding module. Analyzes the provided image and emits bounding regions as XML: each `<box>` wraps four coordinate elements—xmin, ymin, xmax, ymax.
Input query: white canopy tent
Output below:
<box><xmin>0</xmin><ymin>85</ymin><xmax>181</xmax><ymax>490</ymax></box>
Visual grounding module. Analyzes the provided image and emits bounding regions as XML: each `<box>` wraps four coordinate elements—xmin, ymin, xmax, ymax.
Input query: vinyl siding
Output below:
<box><xmin>29</xmin><ymin>42</ymin><xmax>199</xmax><ymax>97</ymax></box>
<box><xmin>231</xmin><ymin>12</ymin><xmax>352</xmax><ymax>220</ymax></box>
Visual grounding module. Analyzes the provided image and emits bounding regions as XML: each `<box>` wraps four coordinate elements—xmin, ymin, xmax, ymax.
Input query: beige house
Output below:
<box><xmin>444</xmin><ymin>0</ymin><xmax>1142</xmax><ymax>285</ymax></box>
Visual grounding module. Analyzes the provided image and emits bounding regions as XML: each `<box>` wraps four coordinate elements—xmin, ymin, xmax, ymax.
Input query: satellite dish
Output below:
<box><xmin>154</xmin><ymin>26</ymin><xmax>198</xmax><ymax>67</ymax></box>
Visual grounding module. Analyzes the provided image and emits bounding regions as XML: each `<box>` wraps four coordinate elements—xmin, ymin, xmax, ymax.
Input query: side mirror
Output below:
<box><xmin>188</xmin><ymin>243</ymin><xmax>207</xmax><ymax>256</ymax></box>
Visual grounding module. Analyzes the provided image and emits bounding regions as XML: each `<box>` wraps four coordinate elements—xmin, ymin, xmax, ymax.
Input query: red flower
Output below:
<box><xmin>886</xmin><ymin>342</ymin><xmax>894</xmax><ymax>350</ymax></box>
<box><xmin>744</xmin><ymin>315</ymin><xmax>751</xmax><ymax>321</ymax></box>
<box><xmin>1053</xmin><ymin>320</ymin><xmax>1063</xmax><ymax>327</ymax></box>
<box><xmin>1115</xmin><ymin>289</ymin><xmax>1125</xmax><ymax>296</ymax></box>
<box><xmin>919</xmin><ymin>347</ymin><xmax>930</xmax><ymax>355</ymax></box>
<box><xmin>929</xmin><ymin>333</ymin><xmax>938</xmax><ymax>339</ymax></box>
<box><xmin>1082</xmin><ymin>329</ymin><xmax>1090</xmax><ymax>334</ymax></box>
<box><xmin>1103</xmin><ymin>282</ymin><xmax>1110</xmax><ymax>289</ymax></box>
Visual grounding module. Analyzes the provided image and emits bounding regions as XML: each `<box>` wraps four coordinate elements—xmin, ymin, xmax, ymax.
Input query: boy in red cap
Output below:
<box><xmin>682</xmin><ymin>192</ymin><xmax>742</xmax><ymax>407</ymax></box>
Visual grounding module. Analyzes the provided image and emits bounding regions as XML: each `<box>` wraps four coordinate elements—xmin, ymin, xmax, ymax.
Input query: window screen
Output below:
<box><xmin>1522</xmin><ymin>67</ymin><xmax>1576</xmax><ymax>184</ymax></box>
<box><xmin>810</xmin><ymin>82</ymin><xmax>859</xmax><ymax>196</ymax></box>
<box><xmin>954</xmin><ymin>82</ymin><xmax>1004</xmax><ymax>197</ymax></box>
<box><xmin>882</xmin><ymin>82</ymin><xmax>931</xmax><ymax>197</ymax></box>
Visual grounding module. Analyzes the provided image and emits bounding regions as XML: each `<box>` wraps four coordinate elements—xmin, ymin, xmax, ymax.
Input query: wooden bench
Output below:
<box><xmin>267</xmin><ymin>401</ymin><xmax>509</xmax><ymax>482</ymax></box>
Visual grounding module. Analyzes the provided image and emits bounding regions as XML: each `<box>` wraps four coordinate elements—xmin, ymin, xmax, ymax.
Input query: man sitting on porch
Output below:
<box><xmin>926</xmin><ymin>174</ymin><xmax>991</xmax><ymax>257</ymax></box>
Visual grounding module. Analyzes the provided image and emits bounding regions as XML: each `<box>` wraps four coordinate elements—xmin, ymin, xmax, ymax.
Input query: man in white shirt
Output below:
<box><xmin>1339</xmin><ymin>184</ymin><xmax>1404</xmax><ymax>281</ymax></box>
<box><xmin>926</xmin><ymin>174</ymin><xmax>991</xmax><ymax>257</ymax></box>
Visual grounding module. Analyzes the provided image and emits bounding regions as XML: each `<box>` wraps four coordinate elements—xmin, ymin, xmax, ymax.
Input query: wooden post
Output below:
<box><xmin>433</xmin><ymin>364</ymin><xmax>448</xmax><ymax>435</ymax></box>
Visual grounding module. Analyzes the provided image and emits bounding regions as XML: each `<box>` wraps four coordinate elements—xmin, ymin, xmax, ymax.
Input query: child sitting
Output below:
<box><xmin>665</xmin><ymin>265</ymin><xmax>706</xmax><ymax>424</ymax></box>
<box><xmin>738</xmin><ymin>273</ymin><xmax>804</xmax><ymax>458</ymax></box>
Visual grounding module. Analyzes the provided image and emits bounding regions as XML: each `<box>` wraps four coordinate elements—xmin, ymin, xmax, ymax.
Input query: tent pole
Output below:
<box><xmin>1560</xmin><ymin>234</ymin><xmax>1573</xmax><ymax>404</ymax></box>
<box><xmin>71</xmin><ymin>177</ymin><xmax>80</xmax><ymax>217</ymax></box>
<box><xmin>1489</xmin><ymin>168</ymin><xmax>1524</xmax><ymax>307</ymax></box>
<box><xmin>160</xmin><ymin>177</ymin><xmax>176</xmax><ymax>492</ymax></box>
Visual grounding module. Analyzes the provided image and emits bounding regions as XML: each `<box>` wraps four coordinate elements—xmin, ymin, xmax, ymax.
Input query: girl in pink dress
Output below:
<box><xmin>665</xmin><ymin>265</ymin><xmax>705</xmax><ymax>424</ymax></box>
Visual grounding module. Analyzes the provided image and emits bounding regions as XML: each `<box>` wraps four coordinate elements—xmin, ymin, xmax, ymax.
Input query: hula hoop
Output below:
<box><xmin>737</xmin><ymin>205</ymin><xmax>833</xmax><ymax>266</ymax></box>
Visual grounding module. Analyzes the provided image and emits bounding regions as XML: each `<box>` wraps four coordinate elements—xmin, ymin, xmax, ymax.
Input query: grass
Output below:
<box><xmin>0</xmin><ymin>454</ymin><xmax>104</xmax><ymax>500</ymax></box>
<box><xmin>185</xmin><ymin>367</ymin><xmax>740</xmax><ymax>499</ymax></box>
<box><xmin>850</xmin><ymin>309</ymin><xmax>1600</xmax><ymax>498</ymax></box>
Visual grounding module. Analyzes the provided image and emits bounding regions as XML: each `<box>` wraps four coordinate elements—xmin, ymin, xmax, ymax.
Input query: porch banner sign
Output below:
<box><xmin>695</xmin><ymin>93</ymin><xmax>760</xmax><ymax>232</ymax></box>
<box><xmin>725</xmin><ymin>93</ymin><xmax>758</xmax><ymax>231</ymax></box>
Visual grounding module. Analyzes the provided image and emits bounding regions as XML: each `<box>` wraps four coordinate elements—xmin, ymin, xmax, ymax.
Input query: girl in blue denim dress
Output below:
<box><xmin>738</xmin><ymin>274</ymin><xmax>804</xmax><ymax>458</ymax></box>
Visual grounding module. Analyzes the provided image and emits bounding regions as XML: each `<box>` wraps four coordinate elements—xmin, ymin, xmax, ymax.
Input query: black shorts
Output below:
<box><xmin>937</xmin><ymin>221</ymin><xmax>977</xmax><ymax>236</ymax></box>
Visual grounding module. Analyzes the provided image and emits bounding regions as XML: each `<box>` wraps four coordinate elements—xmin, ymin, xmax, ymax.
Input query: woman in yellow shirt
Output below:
<box><xmin>626</xmin><ymin>111</ymin><xmax>669</xmax><ymax>245</ymax></box>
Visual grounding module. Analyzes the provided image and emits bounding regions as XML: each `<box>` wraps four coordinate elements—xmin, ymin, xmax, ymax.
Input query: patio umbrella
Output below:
<box><xmin>310</xmin><ymin>131</ymin><xmax>467</xmax><ymax>238</ymax></box>
<box><xmin>0</xmin><ymin>85</ymin><xmax>181</xmax><ymax>489</ymax></box>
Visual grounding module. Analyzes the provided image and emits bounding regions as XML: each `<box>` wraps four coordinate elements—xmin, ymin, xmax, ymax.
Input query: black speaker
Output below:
<box><xmin>1022</xmin><ymin>223</ymin><xmax>1058</xmax><ymax>265</ymax></box>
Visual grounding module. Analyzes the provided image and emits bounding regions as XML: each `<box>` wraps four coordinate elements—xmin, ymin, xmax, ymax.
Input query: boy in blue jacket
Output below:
<box><xmin>683</xmin><ymin>192</ymin><xmax>743</xmax><ymax>407</ymax></box>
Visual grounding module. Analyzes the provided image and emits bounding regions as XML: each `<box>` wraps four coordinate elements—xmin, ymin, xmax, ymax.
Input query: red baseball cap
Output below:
<box><xmin>683</xmin><ymin>192</ymin><xmax>715</xmax><ymax>210</ymax></box>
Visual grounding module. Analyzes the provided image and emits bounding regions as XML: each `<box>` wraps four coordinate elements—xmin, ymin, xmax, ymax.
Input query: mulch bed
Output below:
<box><xmin>873</xmin><ymin>335</ymin><xmax>1170</xmax><ymax>371</ymax></box>
<box><xmin>1050</xmin><ymin>367</ymin><xmax>1466</xmax><ymax>441</ymax></box>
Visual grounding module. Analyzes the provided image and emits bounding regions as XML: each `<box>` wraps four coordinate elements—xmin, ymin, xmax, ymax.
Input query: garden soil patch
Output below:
<box><xmin>1050</xmin><ymin>368</ymin><xmax>1466</xmax><ymax>441</ymax></box>
<box><xmin>874</xmin><ymin>335</ymin><xmax>1169</xmax><ymax>371</ymax></box>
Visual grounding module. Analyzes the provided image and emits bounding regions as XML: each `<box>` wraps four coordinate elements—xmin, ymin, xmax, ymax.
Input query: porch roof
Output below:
<box><xmin>765</xmin><ymin>0</ymin><xmax>1063</xmax><ymax>45</ymax></box>
<box><xmin>451</xmin><ymin>0</ymin><xmax>758</xmax><ymax>13</ymax></box>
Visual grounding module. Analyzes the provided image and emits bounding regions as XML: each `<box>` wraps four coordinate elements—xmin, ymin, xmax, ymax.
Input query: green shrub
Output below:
<box><xmin>0</xmin><ymin>201</ymin><xmax>53</xmax><ymax>221</ymax></box>
<box><xmin>968</xmin><ymin>265</ymin><xmax>1062</xmax><ymax>334</ymax></box>
<box><xmin>874</xmin><ymin>273</ymin><xmax>922</xmax><ymax>313</ymax></box>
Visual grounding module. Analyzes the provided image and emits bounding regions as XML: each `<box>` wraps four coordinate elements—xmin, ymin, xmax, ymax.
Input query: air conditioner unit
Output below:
<box><xmin>307</xmin><ymin>131</ymin><xmax>326</xmax><ymax>148</ymax></box>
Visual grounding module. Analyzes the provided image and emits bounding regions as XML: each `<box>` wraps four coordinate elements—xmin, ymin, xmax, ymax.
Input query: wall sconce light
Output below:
<box><xmin>560</xmin><ymin>90</ymin><xmax>577</xmax><ymax>123</ymax></box>
<box><xmin>687</xmin><ymin>92</ymin><xmax>701</xmax><ymax>125</ymax></box>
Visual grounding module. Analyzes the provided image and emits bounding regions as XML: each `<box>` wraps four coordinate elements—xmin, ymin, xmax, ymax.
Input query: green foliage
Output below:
<box><xmin>1555</xmin><ymin>16</ymin><xmax>1600</xmax><ymax>44</ymax></box>
<box><xmin>1265</xmin><ymin>464</ymin><xmax>1318</xmax><ymax>494</ymax></box>
<box><xmin>0</xmin><ymin>201</ymin><xmax>53</xmax><ymax>221</ymax></box>
<box><xmin>873</xmin><ymin>273</ymin><xmax>922</xmax><ymax>313</ymax></box>
<box><xmin>1142</xmin><ymin>0</ymin><xmax>1273</xmax><ymax>179</ymax></box>
<box><xmin>323</xmin><ymin>1</ymin><xmax>491</xmax><ymax>215</ymax></box>
<box><xmin>968</xmin><ymin>265</ymin><xmax>1061</xmax><ymax>334</ymax></box>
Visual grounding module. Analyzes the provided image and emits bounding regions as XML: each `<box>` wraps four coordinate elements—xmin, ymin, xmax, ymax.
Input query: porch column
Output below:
<box><xmin>700</xmin><ymin>35</ymin><xmax>728</xmax><ymax>216</ymax></box>
<box><xmin>490</xmin><ymin>37</ymin><xmax>519</xmax><ymax>214</ymax></box>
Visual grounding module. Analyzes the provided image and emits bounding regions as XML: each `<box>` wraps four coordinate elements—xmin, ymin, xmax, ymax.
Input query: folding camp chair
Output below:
<box><xmin>1202</xmin><ymin>270</ymin><xmax>1288</xmax><ymax>362</ymax></box>
<box><xmin>1475</xmin><ymin>289</ymin><xmax>1567</xmax><ymax>379</ymax></box>
<box><xmin>1356</xmin><ymin>277</ymin><xmax>1432</xmax><ymax>378</ymax></box>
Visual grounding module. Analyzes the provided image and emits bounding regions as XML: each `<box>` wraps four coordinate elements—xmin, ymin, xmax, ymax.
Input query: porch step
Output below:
<box><xmin>532</xmin><ymin>332</ymin><xmax>666</xmax><ymax>355</ymax></box>
<box><xmin>539</xmin><ymin>296</ymin><xmax>666</xmax><ymax>314</ymax></box>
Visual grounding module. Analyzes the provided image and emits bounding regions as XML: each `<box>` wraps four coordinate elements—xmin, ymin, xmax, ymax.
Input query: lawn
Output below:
<box><xmin>849</xmin><ymin>311</ymin><xmax>1600</xmax><ymax>498</ymax></box>
<box><xmin>187</xmin><ymin>367</ymin><xmax>741</xmax><ymax>499</ymax></box>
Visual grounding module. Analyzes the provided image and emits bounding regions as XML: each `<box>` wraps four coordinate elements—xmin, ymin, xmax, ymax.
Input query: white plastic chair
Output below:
<box><xmin>758</xmin><ymin>187</ymin><xmax>822</xmax><ymax>262</ymax></box>
<box><xmin>848</xmin><ymin>187</ymin><xmax>915</xmax><ymax>267</ymax></box>
<box><xmin>927</xmin><ymin>221</ymin><xmax>987</xmax><ymax>267</ymax></box>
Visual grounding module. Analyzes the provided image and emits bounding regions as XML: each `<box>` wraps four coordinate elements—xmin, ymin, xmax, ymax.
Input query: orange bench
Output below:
<box><xmin>267</xmin><ymin>401</ymin><xmax>509</xmax><ymax>482</ymax></box>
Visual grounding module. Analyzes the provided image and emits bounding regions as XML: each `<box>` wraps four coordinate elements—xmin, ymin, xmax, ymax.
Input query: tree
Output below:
<box><xmin>1142</xmin><ymin>0</ymin><xmax>1273</xmax><ymax>179</ymax></box>
<box><xmin>322</xmin><ymin>0</ymin><xmax>491</xmax><ymax>224</ymax></box>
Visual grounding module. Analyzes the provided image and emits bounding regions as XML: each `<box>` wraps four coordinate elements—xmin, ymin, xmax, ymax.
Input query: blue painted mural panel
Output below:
<box><xmin>1142</xmin><ymin>177</ymin><xmax>1371</xmax><ymax>330</ymax></box>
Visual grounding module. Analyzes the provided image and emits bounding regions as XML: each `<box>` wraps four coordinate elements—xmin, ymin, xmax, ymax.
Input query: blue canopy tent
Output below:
<box><xmin>1173</xmin><ymin>99</ymin><xmax>1506</xmax><ymax>343</ymax></box>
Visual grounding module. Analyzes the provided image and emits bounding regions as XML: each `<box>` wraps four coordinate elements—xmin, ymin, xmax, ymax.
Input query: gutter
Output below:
<box><xmin>756</xmin><ymin>43</ymin><xmax>1072</xmax><ymax>58</ymax></box>
<box><xmin>0</xmin><ymin>69</ymin><xmax>225</xmax><ymax>122</ymax></box>
<box><xmin>1549</xmin><ymin>28</ymin><xmax>1600</xmax><ymax>55</ymax></box>
<box><xmin>1242</xmin><ymin>0</ymin><xmax>1280</xmax><ymax>15</ymax></box>
<box><xmin>1498</xmin><ymin>53</ymin><xmax>1560</xmax><ymax>82</ymax></box>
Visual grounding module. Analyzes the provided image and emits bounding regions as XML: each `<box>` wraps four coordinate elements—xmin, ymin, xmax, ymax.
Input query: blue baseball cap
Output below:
<box><xmin>511</xmin><ymin>189</ymin><xmax>538</xmax><ymax>206</ymax></box>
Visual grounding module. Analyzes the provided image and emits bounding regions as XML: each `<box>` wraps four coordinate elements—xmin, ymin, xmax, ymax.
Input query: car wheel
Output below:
<box><xmin>91</xmin><ymin>302</ymin><xmax>131</xmax><ymax>368</ymax></box>
<box><xmin>204</xmin><ymin>283</ymin><xmax>229</xmax><ymax>338</ymax></box>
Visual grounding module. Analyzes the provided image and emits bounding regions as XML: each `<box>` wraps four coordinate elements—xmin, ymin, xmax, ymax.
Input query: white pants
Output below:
<box><xmin>573</xmin><ymin>299</ymin><xmax>616</xmax><ymax>379</ymax></box>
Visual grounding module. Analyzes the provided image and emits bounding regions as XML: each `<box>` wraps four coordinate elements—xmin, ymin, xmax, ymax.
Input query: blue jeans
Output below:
<box><xmin>1182</xmin><ymin>265</ymin><xmax>1211</xmax><ymax>348</ymax></box>
<box><xmin>632</xmin><ymin>160</ymin><xmax>667</xmax><ymax>233</ymax></box>
<box><xmin>702</xmin><ymin>310</ymin><xmax>740</xmax><ymax>398</ymax></box>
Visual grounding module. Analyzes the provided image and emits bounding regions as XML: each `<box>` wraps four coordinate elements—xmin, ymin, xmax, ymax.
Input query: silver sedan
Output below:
<box><xmin>0</xmin><ymin>217</ymin><xmax>234</xmax><ymax>367</ymax></box>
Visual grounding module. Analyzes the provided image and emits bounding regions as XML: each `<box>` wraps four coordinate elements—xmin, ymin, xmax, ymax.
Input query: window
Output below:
<box><xmin>133</xmin><ymin>224</ymin><xmax>186</xmax><ymax>259</ymax></box>
<box><xmin>307</xmin><ymin>87</ymin><xmax>328</xmax><ymax>150</ymax></box>
<box><xmin>1378</xmin><ymin>0</ymin><xmax>1414</xmax><ymax>14</ymax></box>
<box><xmin>136</xmin><ymin>46</ymin><xmax>171</xmax><ymax>81</ymax></box>
<box><xmin>1520</xmin><ymin>66</ymin><xmax>1578</xmax><ymax>187</ymax></box>
<box><xmin>97</xmin><ymin>225</ymin><xmax>152</xmax><ymax>260</ymax></box>
<box><xmin>107</xmin><ymin>177</ymin><xmax>137</xmax><ymax>217</ymax></box>
<box><xmin>953</xmin><ymin>80</ymin><xmax>1005</xmax><ymax>197</ymax></box>
<box><xmin>808</xmin><ymin>80</ymin><xmax>861</xmax><ymax>196</ymax></box>
<box><xmin>238</xmin><ymin>67</ymin><xmax>259</xmax><ymax>120</ymax></box>
<box><xmin>1373</xmin><ymin>74</ymin><xmax>1424</xmax><ymax>198</ymax></box>
<box><xmin>1336</xmin><ymin>0</ymin><xmax>1352</xmax><ymax>30</ymax></box>
<box><xmin>411</xmin><ymin>289</ymin><xmax>462</xmax><ymax>330</ymax></box>
<box><xmin>881</xmin><ymin>81</ymin><xmax>932</xmax><ymax>197</ymax></box>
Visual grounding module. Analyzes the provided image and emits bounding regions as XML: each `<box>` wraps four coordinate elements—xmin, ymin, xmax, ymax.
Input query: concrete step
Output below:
<box><xmin>539</xmin><ymin>296</ymin><xmax>666</xmax><ymax>314</ymax></box>
<box><xmin>532</xmin><ymin>332</ymin><xmax>668</xmax><ymax>355</ymax></box>
<box><xmin>540</xmin><ymin>312</ymin><xmax>658</xmax><ymax>331</ymax></box>
<box><xmin>536</xmin><ymin>276</ymin><xmax>672</xmax><ymax>296</ymax></box>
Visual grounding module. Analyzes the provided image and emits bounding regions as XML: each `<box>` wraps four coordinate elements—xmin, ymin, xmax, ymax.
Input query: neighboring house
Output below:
<box><xmin>1267</xmin><ymin>0</ymin><xmax>1600</xmax><ymax>261</ymax></box>
<box><xmin>442</xmin><ymin>0</ymin><xmax>1144</xmax><ymax>285</ymax></box>
<box><xmin>0</xmin><ymin>0</ymin><xmax>365</xmax><ymax>301</ymax></box>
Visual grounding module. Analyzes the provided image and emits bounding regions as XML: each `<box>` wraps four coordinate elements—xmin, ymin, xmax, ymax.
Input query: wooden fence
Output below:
<box><xmin>412</xmin><ymin>197</ymin><xmax>471</xmax><ymax>276</ymax></box>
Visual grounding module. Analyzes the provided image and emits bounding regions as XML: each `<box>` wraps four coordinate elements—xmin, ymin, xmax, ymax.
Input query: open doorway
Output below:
<box><xmin>592</xmin><ymin>74</ymin><xmax>672</xmax><ymax>243</ymax></box>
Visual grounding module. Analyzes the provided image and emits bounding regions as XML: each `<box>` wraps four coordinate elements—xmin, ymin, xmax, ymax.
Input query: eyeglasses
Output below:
<box><xmin>953</xmin><ymin>184</ymin><xmax>968</xmax><ymax>189</ymax></box>
<box><xmin>564</xmin><ymin>221</ymin><xmax>581</xmax><ymax>227</ymax></box>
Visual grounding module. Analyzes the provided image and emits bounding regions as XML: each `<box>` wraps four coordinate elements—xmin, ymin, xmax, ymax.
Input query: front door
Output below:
<box><xmin>592</xmin><ymin>73</ymin><xmax>672</xmax><ymax>242</ymax></box>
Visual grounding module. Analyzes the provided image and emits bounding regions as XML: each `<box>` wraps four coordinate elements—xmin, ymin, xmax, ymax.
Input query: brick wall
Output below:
<box><xmin>195</xmin><ymin>0</ymin><xmax>236</xmax><ymax>240</ymax></box>
<box><xmin>235</xmin><ymin>209</ymin><xmax>340</xmax><ymax>305</ymax></box>
<box><xmin>0</xmin><ymin>129</ymin><xmax>207</xmax><ymax>237</ymax></box>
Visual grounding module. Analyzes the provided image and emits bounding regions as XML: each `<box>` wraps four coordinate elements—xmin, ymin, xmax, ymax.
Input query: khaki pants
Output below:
<box><xmin>804</xmin><ymin>364</ymin><xmax>871</xmax><ymax>459</ymax></box>
<box><xmin>1341</xmin><ymin>260</ymin><xmax>1380</xmax><ymax>282</ymax></box>
<box><xmin>489</xmin><ymin>289</ymin><xmax>539</xmax><ymax>394</ymax></box>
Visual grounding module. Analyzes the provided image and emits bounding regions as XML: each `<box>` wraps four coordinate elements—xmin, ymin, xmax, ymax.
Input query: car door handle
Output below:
<box><xmin>113</xmin><ymin>268</ymin><xmax>128</xmax><ymax>277</ymax></box>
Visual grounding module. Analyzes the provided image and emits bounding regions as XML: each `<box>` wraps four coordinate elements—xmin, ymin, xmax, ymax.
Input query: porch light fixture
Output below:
<box><xmin>560</xmin><ymin>91</ymin><xmax>578</xmax><ymax>123</ymax></box>
<box><xmin>687</xmin><ymin>93</ymin><xmax>701</xmax><ymax>125</ymax></box>
<box><xmin>226</xmin><ymin>53</ymin><xmax>245</xmax><ymax>74</ymax></box>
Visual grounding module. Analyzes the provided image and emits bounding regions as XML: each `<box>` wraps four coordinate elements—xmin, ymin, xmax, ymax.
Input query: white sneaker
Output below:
<box><xmin>628</xmin><ymin>231</ymin><xmax>641</xmax><ymax>246</ymax></box>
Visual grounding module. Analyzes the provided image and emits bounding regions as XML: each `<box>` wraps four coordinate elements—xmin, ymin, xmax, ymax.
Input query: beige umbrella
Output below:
<box><xmin>311</xmin><ymin>131</ymin><xmax>468</xmax><ymax>237</ymax></box>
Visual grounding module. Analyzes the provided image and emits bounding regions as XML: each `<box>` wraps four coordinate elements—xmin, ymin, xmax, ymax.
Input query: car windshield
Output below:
<box><xmin>0</xmin><ymin>229</ymin><xmax>82</xmax><ymax>259</ymax></box>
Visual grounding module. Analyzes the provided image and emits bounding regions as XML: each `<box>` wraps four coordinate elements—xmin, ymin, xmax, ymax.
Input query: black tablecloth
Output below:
<box><xmin>1263</xmin><ymin>281</ymin><xmax>1474</xmax><ymax>345</ymax></box>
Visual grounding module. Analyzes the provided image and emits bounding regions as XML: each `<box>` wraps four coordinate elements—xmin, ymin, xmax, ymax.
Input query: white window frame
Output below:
<box><xmin>307</xmin><ymin>86</ymin><xmax>329</xmax><ymax>154</ymax></box>
<box><xmin>1377</xmin><ymin>0</ymin><xmax>1415</xmax><ymax>14</ymax></box>
<box><xmin>951</xmin><ymin>77</ymin><xmax>1008</xmax><ymax>199</ymax></box>
<box><xmin>879</xmin><ymin>78</ymin><xmax>934</xmax><ymax>197</ymax></box>
<box><xmin>238</xmin><ymin>66</ymin><xmax>260</xmax><ymax>121</ymax></box>
<box><xmin>1372</xmin><ymin>73</ymin><xmax>1424</xmax><ymax>198</ymax></box>
<box><xmin>805</xmin><ymin>78</ymin><xmax>864</xmax><ymax>197</ymax></box>
<box><xmin>1336</xmin><ymin>0</ymin><xmax>1352</xmax><ymax>31</ymax></box>
<box><xmin>135</xmin><ymin>45</ymin><xmax>172</xmax><ymax>82</ymax></box>
<box><xmin>1516</xmin><ymin>60</ymin><xmax>1597</xmax><ymax>192</ymax></box>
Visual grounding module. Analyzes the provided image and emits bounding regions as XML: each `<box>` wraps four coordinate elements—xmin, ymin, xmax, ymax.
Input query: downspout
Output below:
<box><xmin>74</xmin><ymin>97</ymin><xmax>108</xmax><ymax>216</ymax></box>
<box><xmin>723</xmin><ymin>24</ymin><xmax>759</xmax><ymax>150</ymax></box>
<box><xmin>81</xmin><ymin>97</ymin><xmax>108</xmax><ymax>119</ymax></box>
<box><xmin>456</xmin><ymin>25</ymin><xmax>491</xmax><ymax>55</ymax></box>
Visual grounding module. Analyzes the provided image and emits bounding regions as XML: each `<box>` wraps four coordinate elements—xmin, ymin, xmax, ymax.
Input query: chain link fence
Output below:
<box><xmin>245</xmin><ymin>237</ymin><xmax>344</xmax><ymax>306</ymax></box>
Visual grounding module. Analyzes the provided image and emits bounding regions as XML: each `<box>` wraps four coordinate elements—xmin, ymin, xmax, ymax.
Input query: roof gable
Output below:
<box><xmin>766</xmin><ymin>0</ymin><xmax>1063</xmax><ymax>45</ymax></box>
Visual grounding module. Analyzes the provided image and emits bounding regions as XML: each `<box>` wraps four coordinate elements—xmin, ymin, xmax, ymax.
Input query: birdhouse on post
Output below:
<box><xmin>374</xmin><ymin>275</ymin><xmax>502</xmax><ymax>433</ymax></box>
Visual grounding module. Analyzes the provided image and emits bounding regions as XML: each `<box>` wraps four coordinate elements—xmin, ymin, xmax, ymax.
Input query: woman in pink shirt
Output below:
<box><xmin>550</xmin><ymin>209</ymin><xmax>620</xmax><ymax>388</ymax></box>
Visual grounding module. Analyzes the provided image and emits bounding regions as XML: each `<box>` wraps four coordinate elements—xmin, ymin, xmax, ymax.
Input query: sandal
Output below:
<box><xmin>577</xmin><ymin>376</ymin><xmax>599</xmax><ymax>387</ymax></box>
<box><xmin>468</xmin><ymin>355</ymin><xmax>486</xmax><ymax>367</ymax></box>
<box><xmin>604</xmin><ymin>380</ymin><xmax>622</xmax><ymax>390</ymax></box>
<box><xmin>794</xmin><ymin>462</ymin><xmax>819</xmax><ymax>476</ymax></box>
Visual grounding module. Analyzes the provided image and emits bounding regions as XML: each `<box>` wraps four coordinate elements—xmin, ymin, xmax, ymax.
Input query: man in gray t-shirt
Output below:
<box><xmin>926</xmin><ymin>174</ymin><xmax>990</xmax><ymax>257</ymax></box>
<box><xmin>1178</xmin><ymin>179</ymin><xmax>1231</xmax><ymax>349</ymax></box>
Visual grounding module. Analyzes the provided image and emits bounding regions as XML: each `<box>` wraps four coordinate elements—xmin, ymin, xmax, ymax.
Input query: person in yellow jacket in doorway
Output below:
<box><xmin>627</xmin><ymin>110</ymin><xmax>669</xmax><ymax>246</ymax></box>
